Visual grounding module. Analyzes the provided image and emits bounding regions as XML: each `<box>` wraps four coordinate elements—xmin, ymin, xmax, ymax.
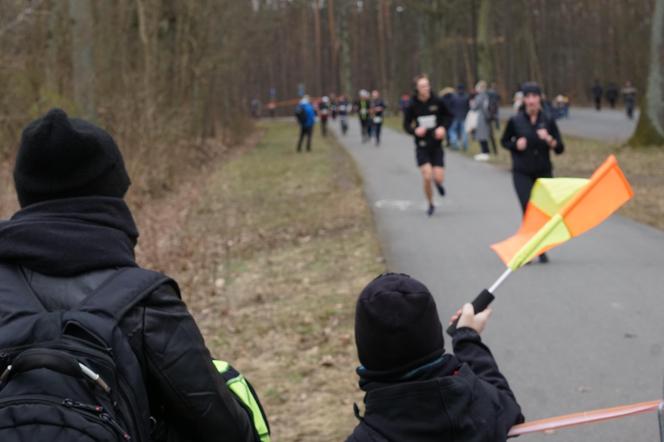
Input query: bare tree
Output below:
<box><xmin>630</xmin><ymin>0</ymin><xmax>664</xmax><ymax>145</ymax></box>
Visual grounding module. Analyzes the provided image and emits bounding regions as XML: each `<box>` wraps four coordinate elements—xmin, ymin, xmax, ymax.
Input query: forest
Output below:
<box><xmin>0</xmin><ymin>0</ymin><xmax>662</xmax><ymax>164</ymax></box>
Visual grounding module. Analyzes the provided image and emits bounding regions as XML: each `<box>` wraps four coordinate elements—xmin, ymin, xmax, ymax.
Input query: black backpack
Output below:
<box><xmin>294</xmin><ymin>105</ymin><xmax>307</xmax><ymax>125</ymax></box>
<box><xmin>0</xmin><ymin>265</ymin><xmax>174</xmax><ymax>442</ymax></box>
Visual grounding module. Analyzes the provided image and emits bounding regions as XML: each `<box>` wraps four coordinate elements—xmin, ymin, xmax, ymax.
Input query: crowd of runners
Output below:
<box><xmin>293</xmin><ymin>77</ymin><xmax>565</xmax><ymax>224</ymax></box>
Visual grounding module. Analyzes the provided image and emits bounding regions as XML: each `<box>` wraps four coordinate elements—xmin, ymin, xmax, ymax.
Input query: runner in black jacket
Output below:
<box><xmin>0</xmin><ymin>109</ymin><xmax>259</xmax><ymax>442</ymax></box>
<box><xmin>356</xmin><ymin>90</ymin><xmax>372</xmax><ymax>143</ymax></box>
<box><xmin>346</xmin><ymin>273</ymin><xmax>523</xmax><ymax>442</ymax></box>
<box><xmin>403</xmin><ymin>74</ymin><xmax>453</xmax><ymax>216</ymax></box>
<box><xmin>369</xmin><ymin>89</ymin><xmax>386</xmax><ymax>146</ymax></box>
<box><xmin>501</xmin><ymin>82</ymin><xmax>564</xmax><ymax>263</ymax></box>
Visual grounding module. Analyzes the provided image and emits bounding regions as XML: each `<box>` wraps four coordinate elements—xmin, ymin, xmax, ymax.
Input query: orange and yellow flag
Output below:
<box><xmin>492</xmin><ymin>155</ymin><xmax>634</xmax><ymax>270</ymax></box>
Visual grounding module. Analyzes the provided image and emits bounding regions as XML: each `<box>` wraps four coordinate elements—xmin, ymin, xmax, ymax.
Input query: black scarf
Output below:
<box><xmin>0</xmin><ymin>197</ymin><xmax>138</xmax><ymax>276</ymax></box>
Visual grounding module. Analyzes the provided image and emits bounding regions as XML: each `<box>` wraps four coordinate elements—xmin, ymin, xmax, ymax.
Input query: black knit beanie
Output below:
<box><xmin>355</xmin><ymin>273</ymin><xmax>445</xmax><ymax>375</ymax></box>
<box><xmin>13</xmin><ymin>108</ymin><xmax>130</xmax><ymax>207</ymax></box>
<box><xmin>521</xmin><ymin>81</ymin><xmax>542</xmax><ymax>96</ymax></box>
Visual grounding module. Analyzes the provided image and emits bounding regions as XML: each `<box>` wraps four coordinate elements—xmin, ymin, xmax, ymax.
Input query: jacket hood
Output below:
<box><xmin>355</xmin><ymin>355</ymin><xmax>472</xmax><ymax>441</ymax></box>
<box><xmin>0</xmin><ymin>196</ymin><xmax>138</xmax><ymax>276</ymax></box>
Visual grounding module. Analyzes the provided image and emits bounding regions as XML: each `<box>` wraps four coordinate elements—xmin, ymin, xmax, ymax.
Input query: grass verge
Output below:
<box><xmin>384</xmin><ymin>115</ymin><xmax>664</xmax><ymax>230</ymax></box>
<box><xmin>170</xmin><ymin>121</ymin><xmax>384</xmax><ymax>441</ymax></box>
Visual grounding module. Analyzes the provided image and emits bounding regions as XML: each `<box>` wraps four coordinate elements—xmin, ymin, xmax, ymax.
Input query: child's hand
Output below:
<box><xmin>449</xmin><ymin>303</ymin><xmax>492</xmax><ymax>335</ymax></box>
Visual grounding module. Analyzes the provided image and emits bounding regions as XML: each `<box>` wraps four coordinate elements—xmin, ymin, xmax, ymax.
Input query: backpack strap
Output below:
<box><xmin>78</xmin><ymin>267</ymin><xmax>178</xmax><ymax>321</ymax></box>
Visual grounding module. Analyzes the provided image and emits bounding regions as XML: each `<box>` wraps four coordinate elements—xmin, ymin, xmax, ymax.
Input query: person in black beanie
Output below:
<box><xmin>346</xmin><ymin>273</ymin><xmax>523</xmax><ymax>442</ymax></box>
<box><xmin>0</xmin><ymin>109</ymin><xmax>259</xmax><ymax>442</ymax></box>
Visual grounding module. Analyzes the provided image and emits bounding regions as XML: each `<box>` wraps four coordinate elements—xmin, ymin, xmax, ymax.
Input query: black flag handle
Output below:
<box><xmin>446</xmin><ymin>289</ymin><xmax>495</xmax><ymax>336</ymax></box>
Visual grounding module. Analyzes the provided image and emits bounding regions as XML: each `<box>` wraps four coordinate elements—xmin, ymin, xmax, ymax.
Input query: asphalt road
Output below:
<box><xmin>331</xmin><ymin>119</ymin><xmax>664</xmax><ymax>442</ymax></box>
<box><xmin>500</xmin><ymin>106</ymin><xmax>639</xmax><ymax>143</ymax></box>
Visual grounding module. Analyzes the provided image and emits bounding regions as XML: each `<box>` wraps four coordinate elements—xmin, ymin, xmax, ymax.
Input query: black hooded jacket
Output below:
<box><xmin>0</xmin><ymin>197</ymin><xmax>256</xmax><ymax>442</ymax></box>
<box><xmin>346</xmin><ymin>328</ymin><xmax>524</xmax><ymax>442</ymax></box>
<box><xmin>501</xmin><ymin>108</ymin><xmax>564</xmax><ymax>176</ymax></box>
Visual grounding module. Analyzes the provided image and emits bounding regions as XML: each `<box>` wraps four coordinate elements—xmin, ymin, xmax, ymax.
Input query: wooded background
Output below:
<box><xmin>248</xmin><ymin>0</ymin><xmax>654</xmax><ymax>105</ymax></box>
<box><xmin>0</xmin><ymin>0</ymin><xmax>661</xmax><ymax>158</ymax></box>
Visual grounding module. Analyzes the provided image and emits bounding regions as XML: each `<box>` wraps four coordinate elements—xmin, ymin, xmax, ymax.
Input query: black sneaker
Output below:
<box><xmin>435</xmin><ymin>183</ymin><xmax>446</xmax><ymax>197</ymax></box>
<box><xmin>427</xmin><ymin>204</ymin><xmax>435</xmax><ymax>216</ymax></box>
<box><xmin>539</xmin><ymin>253</ymin><xmax>549</xmax><ymax>264</ymax></box>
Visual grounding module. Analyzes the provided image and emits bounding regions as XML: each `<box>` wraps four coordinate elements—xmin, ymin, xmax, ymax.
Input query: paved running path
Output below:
<box><xmin>331</xmin><ymin>119</ymin><xmax>664</xmax><ymax>442</ymax></box>
<box><xmin>500</xmin><ymin>106</ymin><xmax>639</xmax><ymax>143</ymax></box>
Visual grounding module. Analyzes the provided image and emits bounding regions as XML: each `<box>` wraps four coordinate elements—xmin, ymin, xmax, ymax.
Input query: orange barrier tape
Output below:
<box><xmin>508</xmin><ymin>400</ymin><xmax>661</xmax><ymax>437</ymax></box>
<box><xmin>269</xmin><ymin>97</ymin><xmax>322</xmax><ymax>108</ymax></box>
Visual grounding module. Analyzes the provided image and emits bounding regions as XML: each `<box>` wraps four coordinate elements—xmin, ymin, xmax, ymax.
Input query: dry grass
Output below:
<box><xmin>155</xmin><ymin>121</ymin><xmax>384</xmax><ymax>441</ymax></box>
<box><xmin>0</xmin><ymin>159</ymin><xmax>17</xmax><ymax>219</ymax></box>
<box><xmin>384</xmin><ymin>115</ymin><xmax>664</xmax><ymax>230</ymax></box>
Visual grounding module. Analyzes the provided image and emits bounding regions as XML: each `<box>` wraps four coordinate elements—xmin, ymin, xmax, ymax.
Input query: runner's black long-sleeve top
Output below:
<box><xmin>501</xmin><ymin>108</ymin><xmax>564</xmax><ymax>175</ymax></box>
<box><xmin>403</xmin><ymin>95</ymin><xmax>452</xmax><ymax>137</ymax></box>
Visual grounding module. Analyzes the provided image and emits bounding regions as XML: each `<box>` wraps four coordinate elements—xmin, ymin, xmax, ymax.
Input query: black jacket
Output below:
<box><xmin>346</xmin><ymin>328</ymin><xmax>524</xmax><ymax>442</ymax></box>
<box><xmin>403</xmin><ymin>95</ymin><xmax>453</xmax><ymax>147</ymax></box>
<box><xmin>449</xmin><ymin>92</ymin><xmax>470</xmax><ymax>120</ymax></box>
<box><xmin>501</xmin><ymin>109</ymin><xmax>564</xmax><ymax>176</ymax></box>
<box><xmin>371</xmin><ymin>99</ymin><xmax>387</xmax><ymax>119</ymax></box>
<box><xmin>0</xmin><ymin>197</ymin><xmax>256</xmax><ymax>442</ymax></box>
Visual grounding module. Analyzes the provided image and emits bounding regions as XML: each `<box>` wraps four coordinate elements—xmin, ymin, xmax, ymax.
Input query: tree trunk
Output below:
<box><xmin>376</xmin><ymin>0</ymin><xmax>387</xmax><ymax>92</ymax></box>
<box><xmin>327</xmin><ymin>0</ymin><xmax>339</xmax><ymax>94</ymax></box>
<box><xmin>68</xmin><ymin>0</ymin><xmax>96</xmax><ymax>119</ymax></box>
<box><xmin>46</xmin><ymin>2</ymin><xmax>62</xmax><ymax>94</ymax></box>
<box><xmin>339</xmin><ymin>4</ymin><xmax>352</xmax><ymax>96</ymax></box>
<box><xmin>629</xmin><ymin>0</ymin><xmax>664</xmax><ymax>145</ymax></box>
<box><xmin>313</xmin><ymin>0</ymin><xmax>322</xmax><ymax>95</ymax></box>
<box><xmin>476</xmin><ymin>0</ymin><xmax>492</xmax><ymax>82</ymax></box>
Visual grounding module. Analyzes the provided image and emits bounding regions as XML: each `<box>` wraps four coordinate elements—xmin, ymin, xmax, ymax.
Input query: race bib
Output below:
<box><xmin>373</xmin><ymin>116</ymin><xmax>383</xmax><ymax>124</ymax></box>
<box><xmin>417</xmin><ymin>115</ymin><xmax>436</xmax><ymax>129</ymax></box>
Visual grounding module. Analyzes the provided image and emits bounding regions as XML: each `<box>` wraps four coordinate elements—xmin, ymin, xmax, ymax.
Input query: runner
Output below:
<box><xmin>337</xmin><ymin>94</ymin><xmax>350</xmax><ymax>135</ymax></box>
<box><xmin>500</xmin><ymin>82</ymin><xmax>565</xmax><ymax>263</ymax></box>
<box><xmin>369</xmin><ymin>90</ymin><xmax>386</xmax><ymax>146</ymax></box>
<box><xmin>622</xmin><ymin>80</ymin><xmax>637</xmax><ymax>120</ymax></box>
<box><xmin>318</xmin><ymin>96</ymin><xmax>331</xmax><ymax>137</ymax></box>
<box><xmin>356</xmin><ymin>89</ymin><xmax>372</xmax><ymax>143</ymax></box>
<box><xmin>330</xmin><ymin>93</ymin><xmax>338</xmax><ymax>120</ymax></box>
<box><xmin>403</xmin><ymin>74</ymin><xmax>453</xmax><ymax>216</ymax></box>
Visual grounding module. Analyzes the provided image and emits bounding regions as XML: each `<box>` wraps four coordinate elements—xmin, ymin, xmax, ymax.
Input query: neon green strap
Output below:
<box><xmin>214</xmin><ymin>360</ymin><xmax>270</xmax><ymax>442</ymax></box>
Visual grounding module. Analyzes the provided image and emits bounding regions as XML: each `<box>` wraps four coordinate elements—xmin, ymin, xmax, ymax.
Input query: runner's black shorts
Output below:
<box><xmin>415</xmin><ymin>139</ymin><xmax>445</xmax><ymax>167</ymax></box>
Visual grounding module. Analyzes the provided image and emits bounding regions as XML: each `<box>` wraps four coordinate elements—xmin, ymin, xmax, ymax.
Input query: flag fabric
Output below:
<box><xmin>492</xmin><ymin>155</ymin><xmax>634</xmax><ymax>270</ymax></box>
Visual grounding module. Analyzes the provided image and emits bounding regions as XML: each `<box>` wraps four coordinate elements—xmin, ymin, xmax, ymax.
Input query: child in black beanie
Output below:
<box><xmin>346</xmin><ymin>273</ymin><xmax>523</xmax><ymax>442</ymax></box>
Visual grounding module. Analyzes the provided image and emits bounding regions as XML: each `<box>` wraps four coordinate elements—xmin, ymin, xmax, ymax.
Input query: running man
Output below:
<box><xmin>356</xmin><ymin>90</ymin><xmax>372</xmax><ymax>143</ymax></box>
<box><xmin>318</xmin><ymin>96</ymin><xmax>331</xmax><ymax>137</ymax></box>
<box><xmin>369</xmin><ymin>90</ymin><xmax>386</xmax><ymax>146</ymax></box>
<box><xmin>337</xmin><ymin>94</ymin><xmax>350</xmax><ymax>135</ymax></box>
<box><xmin>403</xmin><ymin>74</ymin><xmax>453</xmax><ymax>216</ymax></box>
